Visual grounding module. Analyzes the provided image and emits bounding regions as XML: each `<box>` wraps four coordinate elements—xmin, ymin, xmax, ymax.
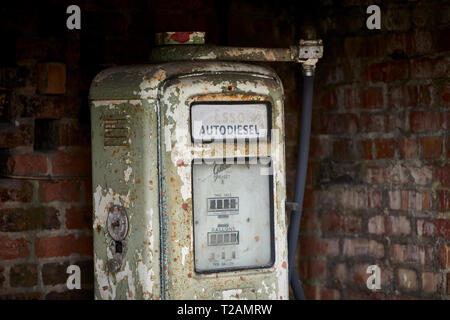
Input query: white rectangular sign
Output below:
<box><xmin>191</xmin><ymin>102</ymin><xmax>270</xmax><ymax>142</ymax></box>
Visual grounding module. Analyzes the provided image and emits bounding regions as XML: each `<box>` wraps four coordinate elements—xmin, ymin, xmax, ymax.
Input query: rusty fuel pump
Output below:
<box><xmin>89</xmin><ymin>31</ymin><xmax>323</xmax><ymax>300</ymax></box>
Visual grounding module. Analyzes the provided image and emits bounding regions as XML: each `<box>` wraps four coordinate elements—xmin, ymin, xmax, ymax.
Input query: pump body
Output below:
<box><xmin>90</xmin><ymin>62</ymin><xmax>289</xmax><ymax>300</ymax></box>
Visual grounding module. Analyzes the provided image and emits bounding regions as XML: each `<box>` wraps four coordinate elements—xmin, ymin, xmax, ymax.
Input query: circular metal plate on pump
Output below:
<box><xmin>106</xmin><ymin>205</ymin><xmax>128</xmax><ymax>241</ymax></box>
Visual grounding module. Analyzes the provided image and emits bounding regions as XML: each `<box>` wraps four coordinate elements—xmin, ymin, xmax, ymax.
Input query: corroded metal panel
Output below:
<box><xmin>159</xmin><ymin>71</ymin><xmax>288</xmax><ymax>300</ymax></box>
<box><xmin>91</xmin><ymin>62</ymin><xmax>288</xmax><ymax>300</ymax></box>
<box><xmin>91</xmin><ymin>99</ymin><xmax>160</xmax><ymax>299</ymax></box>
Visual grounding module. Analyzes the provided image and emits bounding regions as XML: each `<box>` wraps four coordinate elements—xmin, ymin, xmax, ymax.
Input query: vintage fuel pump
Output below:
<box><xmin>89</xmin><ymin>32</ymin><xmax>323</xmax><ymax>300</ymax></box>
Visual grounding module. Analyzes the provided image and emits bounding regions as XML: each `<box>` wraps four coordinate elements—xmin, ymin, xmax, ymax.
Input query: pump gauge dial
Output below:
<box><xmin>106</xmin><ymin>205</ymin><xmax>129</xmax><ymax>241</ymax></box>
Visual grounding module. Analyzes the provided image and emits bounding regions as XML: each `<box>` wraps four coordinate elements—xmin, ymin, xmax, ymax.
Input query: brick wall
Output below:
<box><xmin>298</xmin><ymin>0</ymin><xmax>450</xmax><ymax>299</ymax></box>
<box><xmin>0</xmin><ymin>0</ymin><xmax>448</xmax><ymax>299</ymax></box>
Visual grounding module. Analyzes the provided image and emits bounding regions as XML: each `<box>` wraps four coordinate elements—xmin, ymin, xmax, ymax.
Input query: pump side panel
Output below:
<box><xmin>159</xmin><ymin>72</ymin><xmax>288</xmax><ymax>299</ymax></box>
<box><xmin>91</xmin><ymin>99</ymin><xmax>160</xmax><ymax>300</ymax></box>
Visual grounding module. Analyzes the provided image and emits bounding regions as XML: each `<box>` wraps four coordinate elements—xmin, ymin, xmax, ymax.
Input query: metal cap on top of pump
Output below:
<box><xmin>155</xmin><ymin>32</ymin><xmax>206</xmax><ymax>46</ymax></box>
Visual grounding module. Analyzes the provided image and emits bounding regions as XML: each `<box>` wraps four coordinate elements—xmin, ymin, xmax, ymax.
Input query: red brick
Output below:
<box><xmin>344</xmin><ymin>35</ymin><xmax>385</xmax><ymax>58</ymax></box>
<box><xmin>368</xmin><ymin>215</ymin><xmax>411</xmax><ymax>235</ymax></box>
<box><xmin>388</xmin><ymin>85</ymin><xmax>432</xmax><ymax>108</ymax></box>
<box><xmin>359</xmin><ymin>113</ymin><xmax>385</xmax><ymax>133</ymax></box>
<box><xmin>10</xmin><ymin>264</ymin><xmax>38</xmax><ymax>287</ymax></box>
<box><xmin>417</xmin><ymin>218</ymin><xmax>450</xmax><ymax>238</ymax></box>
<box><xmin>360</xmin><ymin>139</ymin><xmax>373</xmax><ymax>160</ymax></box>
<box><xmin>365</xmin><ymin>61</ymin><xmax>408</xmax><ymax>83</ymax></box>
<box><xmin>398</xmin><ymin>138</ymin><xmax>418</xmax><ymax>159</ymax></box>
<box><xmin>332</xmin><ymin>138</ymin><xmax>358</xmax><ymax>160</ymax></box>
<box><xmin>299</xmin><ymin>237</ymin><xmax>339</xmax><ymax>257</ymax></box>
<box><xmin>421</xmin><ymin>136</ymin><xmax>442</xmax><ymax>159</ymax></box>
<box><xmin>0</xmin><ymin>207</ymin><xmax>60</xmax><ymax>232</ymax></box>
<box><xmin>410</xmin><ymin>57</ymin><xmax>450</xmax><ymax>79</ymax></box>
<box><xmin>391</xmin><ymin>244</ymin><xmax>434</xmax><ymax>265</ymax></box>
<box><xmin>365</xmin><ymin>165</ymin><xmax>409</xmax><ymax>185</ymax></box>
<box><xmin>51</xmin><ymin>150</ymin><xmax>91</xmax><ymax>176</ymax></box>
<box><xmin>374</xmin><ymin>139</ymin><xmax>396</xmax><ymax>159</ymax></box>
<box><xmin>385</xmin><ymin>31</ymin><xmax>432</xmax><ymax>56</ymax></box>
<box><xmin>319</xmin><ymin>88</ymin><xmax>337</xmax><ymax>110</ymax></box>
<box><xmin>447</xmin><ymin>274</ymin><xmax>450</xmax><ymax>295</ymax></box>
<box><xmin>410</xmin><ymin>111</ymin><xmax>441</xmax><ymax>133</ymax></box>
<box><xmin>299</xmin><ymin>260</ymin><xmax>326</xmax><ymax>281</ymax></box>
<box><xmin>322</xmin><ymin>213</ymin><xmax>361</xmax><ymax>234</ymax></box>
<box><xmin>0</xmin><ymin>121</ymin><xmax>34</xmax><ymax>148</ymax></box>
<box><xmin>66</xmin><ymin>206</ymin><xmax>92</xmax><ymax>230</ymax></box>
<box><xmin>37</xmin><ymin>62</ymin><xmax>66</xmax><ymax>94</ymax></box>
<box><xmin>442</xmin><ymin>84</ymin><xmax>450</xmax><ymax>106</ymax></box>
<box><xmin>441</xmin><ymin>245</ymin><xmax>450</xmax><ymax>268</ymax></box>
<box><xmin>322</xmin><ymin>113</ymin><xmax>358</xmax><ymax>134</ymax></box>
<box><xmin>435</xmin><ymin>164</ymin><xmax>450</xmax><ymax>187</ymax></box>
<box><xmin>447</xmin><ymin>137</ymin><xmax>450</xmax><ymax>158</ymax></box>
<box><xmin>306</xmin><ymin>162</ymin><xmax>318</xmax><ymax>187</ymax></box>
<box><xmin>398</xmin><ymin>268</ymin><xmax>418</xmax><ymax>291</ymax></box>
<box><xmin>39</xmin><ymin>180</ymin><xmax>82</xmax><ymax>202</ymax></box>
<box><xmin>362</xmin><ymin>87</ymin><xmax>383</xmax><ymax>109</ymax></box>
<box><xmin>6</xmin><ymin>153</ymin><xmax>47</xmax><ymax>176</ymax></box>
<box><xmin>309</xmin><ymin>136</ymin><xmax>330</xmax><ymax>159</ymax></box>
<box><xmin>0</xmin><ymin>179</ymin><xmax>33</xmax><ymax>203</ymax></box>
<box><xmin>35</xmin><ymin>234</ymin><xmax>92</xmax><ymax>258</ymax></box>
<box><xmin>0</xmin><ymin>236</ymin><xmax>29</xmax><ymax>260</ymax></box>
<box><xmin>342</xmin><ymin>238</ymin><xmax>384</xmax><ymax>258</ymax></box>
<box><xmin>437</xmin><ymin>190</ymin><xmax>450</xmax><ymax>212</ymax></box>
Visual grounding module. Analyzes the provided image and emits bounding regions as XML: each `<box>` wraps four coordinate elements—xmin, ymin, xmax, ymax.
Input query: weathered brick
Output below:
<box><xmin>42</xmin><ymin>262</ymin><xmax>70</xmax><ymax>285</ymax></box>
<box><xmin>398</xmin><ymin>138</ymin><xmax>418</xmax><ymax>159</ymax></box>
<box><xmin>39</xmin><ymin>180</ymin><xmax>82</xmax><ymax>202</ymax></box>
<box><xmin>421</xmin><ymin>136</ymin><xmax>442</xmax><ymax>159</ymax></box>
<box><xmin>342</xmin><ymin>238</ymin><xmax>384</xmax><ymax>258</ymax></box>
<box><xmin>368</xmin><ymin>216</ymin><xmax>411</xmax><ymax>235</ymax></box>
<box><xmin>66</xmin><ymin>206</ymin><xmax>92</xmax><ymax>230</ymax></box>
<box><xmin>435</xmin><ymin>164</ymin><xmax>450</xmax><ymax>187</ymax></box>
<box><xmin>0</xmin><ymin>179</ymin><xmax>33</xmax><ymax>202</ymax></box>
<box><xmin>299</xmin><ymin>260</ymin><xmax>327</xmax><ymax>281</ymax></box>
<box><xmin>322</xmin><ymin>113</ymin><xmax>358</xmax><ymax>134</ymax></box>
<box><xmin>35</xmin><ymin>234</ymin><xmax>92</xmax><ymax>258</ymax></box>
<box><xmin>0</xmin><ymin>121</ymin><xmax>34</xmax><ymax>148</ymax></box>
<box><xmin>390</xmin><ymin>244</ymin><xmax>434</xmax><ymax>265</ymax></box>
<box><xmin>417</xmin><ymin>218</ymin><xmax>450</xmax><ymax>238</ymax></box>
<box><xmin>37</xmin><ymin>62</ymin><xmax>66</xmax><ymax>94</ymax></box>
<box><xmin>398</xmin><ymin>268</ymin><xmax>418</xmax><ymax>291</ymax></box>
<box><xmin>388</xmin><ymin>85</ymin><xmax>432</xmax><ymax>108</ymax></box>
<box><xmin>10</xmin><ymin>264</ymin><xmax>37</xmax><ymax>288</ymax></box>
<box><xmin>441</xmin><ymin>245</ymin><xmax>450</xmax><ymax>268</ymax></box>
<box><xmin>0</xmin><ymin>207</ymin><xmax>60</xmax><ymax>232</ymax></box>
<box><xmin>51</xmin><ymin>150</ymin><xmax>91</xmax><ymax>176</ymax></box>
<box><xmin>299</xmin><ymin>237</ymin><xmax>339</xmax><ymax>257</ymax></box>
<box><xmin>5</xmin><ymin>153</ymin><xmax>47</xmax><ymax>175</ymax></box>
<box><xmin>366</xmin><ymin>61</ymin><xmax>408</xmax><ymax>83</ymax></box>
<box><xmin>422</xmin><ymin>272</ymin><xmax>441</xmax><ymax>294</ymax></box>
<box><xmin>360</xmin><ymin>139</ymin><xmax>373</xmax><ymax>160</ymax></box>
<box><xmin>410</xmin><ymin>57</ymin><xmax>450</xmax><ymax>79</ymax></box>
<box><xmin>374</xmin><ymin>139</ymin><xmax>396</xmax><ymax>159</ymax></box>
<box><xmin>322</xmin><ymin>213</ymin><xmax>361</xmax><ymax>234</ymax></box>
<box><xmin>0</xmin><ymin>236</ymin><xmax>29</xmax><ymax>260</ymax></box>
<box><xmin>437</xmin><ymin>190</ymin><xmax>450</xmax><ymax>212</ymax></box>
<box><xmin>410</xmin><ymin>111</ymin><xmax>442</xmax><ymax>133</ymax></box>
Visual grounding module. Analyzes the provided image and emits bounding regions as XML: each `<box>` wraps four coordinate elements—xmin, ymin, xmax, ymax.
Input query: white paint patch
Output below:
<box><xmin>116</xmin><ymin>261</ymin><xmax>136</xmax><ymax>300</ymax></box>
<box><xmin>137</xmin><ymin>251</ymin><xmax>155</xmax><ymax>299</ymax></box>
<box><xmin>181</xmin><ymin>246</ymin><xmax>189</xmax><ymax>266</ymax></box>
<box><xmin>198</xmin><ymin>52</ymin><xmax>217</xmax><ymax>60</ymax></box>
<box><xmin>124</xmin><ymin>166</ymin><xmax>133</xmax><ymax>183</ymax></box>
<box><xmin>95</xmin><ymin>258</ymin><xmax>116</xmax><ymax>300</ymax></box>
<box><xmin>222</xmin><ymin>288</ymin><xmax>245</xmax><ymax>300</ymax></box>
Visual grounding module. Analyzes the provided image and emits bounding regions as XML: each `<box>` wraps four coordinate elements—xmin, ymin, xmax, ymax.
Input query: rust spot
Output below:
<box><xmin>188</xmin><ymin>273</ymin><xmax>192</xmax><ymax>278</ymax></box>
<box><xmin>227</xmin><ymin>85</ymin><xmax>233</xmax><ymax>91</ymax></box>
<box><xmin>96</xmin><ymin>224</ymin><xmax>102</xmax><ymax>233</ymax></box>
<box><xmin>176</xmin><ymin>159</ymin><xmax>185</xmax><ymax>167</ymax></box>
<box><xmin>182</xmin><ymin>203</ymin><xmax>188</xmax><ymax>211</ymax></box>
<box><xmin>136</xmin><ymin>179</ymin><xmax>141</xmax><ymax>184</ymax></box>
<box><xmin>240</xmin><ymin>276</ymin><xmax>245</xmax><ymax>281</ymax></box>
<box><xmin>169</xmin><ymin>32</ymin><xmax>193</xmax><ymax>43</ymax></box>
<box><xmin>254</xmin><ymin>236</ymin><xmax>260</xmax><ymax>242</ymax></box>
<box><xmin>102</xmin><ymin>286</ymin><xmax>109</xmax><ymax>291</ymax></box>
<box><xmin>128</xmin><ymin>290</ymin><xmax>133</xmax><ymax>298</ymax></box>
<box><xmin>170</xmin><ymin>177</ymin><xmax>174</xmax><ymax>182</ymax></box>
<box><xmin>149</xmin><ymin>180</ymin><xmax>153</xmax><ymax>185</ymax></box>
<box><xmin>281</xmin><ymin>261</ymin><xmax>287</xmax><ymax>269</ymax></box>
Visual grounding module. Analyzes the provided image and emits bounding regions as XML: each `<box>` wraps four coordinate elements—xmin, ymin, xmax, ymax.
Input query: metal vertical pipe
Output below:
<box><xmin>288</xmin><ymin>72</ymin><xmax>314</xmax><ymax>300</ymax></box>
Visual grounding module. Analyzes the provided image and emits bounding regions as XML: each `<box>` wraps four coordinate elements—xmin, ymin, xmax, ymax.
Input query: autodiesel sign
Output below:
<box><xmin>191</xmin><ymin>101</ymin><xmax>271</xmax><ymax>142</ymax></box>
